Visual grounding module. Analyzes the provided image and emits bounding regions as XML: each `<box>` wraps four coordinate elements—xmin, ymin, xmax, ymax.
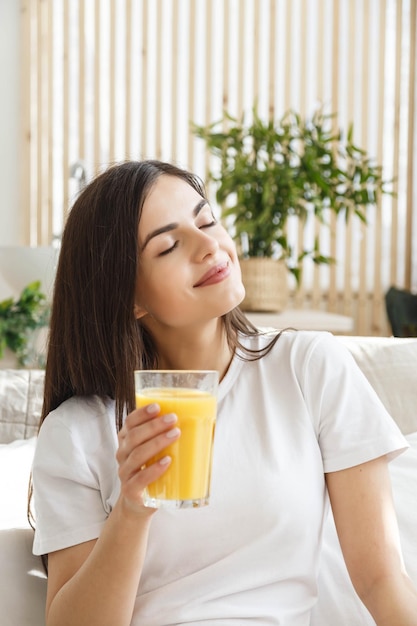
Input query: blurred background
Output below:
<box><xmin>0</xmin><ymin>0</ymin><xmax>416</xmax><ymax>336</ymax></box>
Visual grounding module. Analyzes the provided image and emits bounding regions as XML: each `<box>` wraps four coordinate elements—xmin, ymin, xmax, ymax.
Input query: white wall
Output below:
<box><xmin>0</xmin><ymin>0</ymin><xmax>21</xmax><ymax>246</ymax></box>
<box><xmin>0</xmin><ymin>0</ymin><xmax>23</xmax><ymax>300</ymax></box>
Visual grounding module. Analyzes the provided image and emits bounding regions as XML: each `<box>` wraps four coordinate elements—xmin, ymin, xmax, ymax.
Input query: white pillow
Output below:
<box><xmin>0</xmin><ymin>369</ymin><xmax>44</xmax><ymax>443</ymax></box>
<box><xmin>0</xmin><ymin>437</ymin><xmax>36</xmax><ymax>529</ymax></box>
<box><xmin>338</xmin><ymin>336</ymin><xmax>417</xmax><ymax>435</ymax></box>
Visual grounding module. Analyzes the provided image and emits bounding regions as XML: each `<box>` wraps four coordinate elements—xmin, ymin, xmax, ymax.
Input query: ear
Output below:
<box><xmin>134</xmin><ymin>303</ymin><xmax>148</xmax><ymax>320</ymax></box>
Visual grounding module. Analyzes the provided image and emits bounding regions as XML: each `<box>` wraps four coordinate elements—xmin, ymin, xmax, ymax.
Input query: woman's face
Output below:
<box><xmin>135</xmin><ymin>174</ymin><xmax>245</xmax><ymax>328</ymax></box>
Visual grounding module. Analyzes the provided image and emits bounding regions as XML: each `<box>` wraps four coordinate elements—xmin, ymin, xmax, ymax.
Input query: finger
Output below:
<box><xmin>120</xmin><ymin>402</ymin><xmax>161</xmax><ymax>437</ymax></box>
<box><xmin>117</xmin><ymin>412</ymin><xmax>178</xmax><ymax>464</ymax></box>
<box><xmin>121</xmin><ymin>455</ymin><xmax>172</xmax><ymax>503</ymax></box>
<box><xmin>118</xmin><ymin>426</ymin><xmax>180</xmax><ymax>483</ymax></box>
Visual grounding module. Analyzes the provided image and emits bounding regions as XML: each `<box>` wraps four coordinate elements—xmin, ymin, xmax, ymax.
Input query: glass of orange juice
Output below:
<box><xmin>134</xmin><ymin>370</ymin><xmax>218</xmax><ymax>509</ymax></box>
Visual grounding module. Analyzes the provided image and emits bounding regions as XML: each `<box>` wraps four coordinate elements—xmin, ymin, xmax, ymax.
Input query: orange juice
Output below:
<box><xmin>136</xmin><ymin>387</ymin><xmax>217</xmax><ymax>503</ymax></box>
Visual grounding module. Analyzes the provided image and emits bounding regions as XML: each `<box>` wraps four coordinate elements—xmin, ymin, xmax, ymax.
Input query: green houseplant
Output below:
<box><xmin>193</xmin><ymin>107</ymin><xmax>390</xmax><ymax>311</ymax></box>
<box><xmin>0</xmin><ymin>281</ymin><xmax>50</xmax><ymax>367</ymax></box>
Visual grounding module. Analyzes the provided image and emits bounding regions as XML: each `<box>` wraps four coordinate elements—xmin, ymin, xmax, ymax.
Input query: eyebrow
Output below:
<box><xmin>140</xmin><ymin>198</ymin><xmax>208</xmax><ymax>250</ymax></box>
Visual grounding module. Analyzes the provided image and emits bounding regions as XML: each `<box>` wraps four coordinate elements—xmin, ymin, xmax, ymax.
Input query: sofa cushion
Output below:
<box><xmin>0</xmin><ymin>528</ymin><xmax>47</xmax><ymax>626</ymax></box>
<box><xmin>0</xmin><ymin>369</ymin><xmax>44</xmax><ymax>443</ymax></box>
<box><xmin>0</xmin><ymin>437</ymin><xmax>47</xmax><ymax>625</ymax></box>
<box><xmin>338</xmin><ymin>336</ymin><xmax>417</xmax><ymax>434</ymax></box>
<box><xmin>0</xmin><ymin>437</ymin><xmax>37</xmax><ymax>529</ymax></box>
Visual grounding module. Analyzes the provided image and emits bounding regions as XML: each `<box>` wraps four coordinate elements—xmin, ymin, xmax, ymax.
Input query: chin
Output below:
<box><xmin>219</xmin><ymin>284</ymin><xmax>246</xmax><ymax>316</ymax></box>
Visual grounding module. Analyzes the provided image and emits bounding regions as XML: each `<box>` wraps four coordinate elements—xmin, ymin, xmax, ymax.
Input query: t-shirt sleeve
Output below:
<box><xmin>300</xmin><ymin>332</ymin><xmax>409</xmax><ymax>473</ymax></box>
<box><xmin>32</xmin><ymin>397</ymin><xmax>119</xmax><ymax>556</ymax></box>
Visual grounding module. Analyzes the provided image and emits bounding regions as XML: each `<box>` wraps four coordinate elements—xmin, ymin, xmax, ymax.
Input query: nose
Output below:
<box><xmin>193</xmin><ymin>227</ymin><xmax>220</xmax><ymax>261</ymax></box>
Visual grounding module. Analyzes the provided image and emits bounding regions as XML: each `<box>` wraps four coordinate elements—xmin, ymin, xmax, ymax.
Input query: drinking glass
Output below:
<box><xmin>134</xmin><ymin>370</ymin><xmax>218</xmax><ymax>509</ymax></box>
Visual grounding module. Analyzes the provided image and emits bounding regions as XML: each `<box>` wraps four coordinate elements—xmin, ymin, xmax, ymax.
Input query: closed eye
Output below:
<box><xmin>159</xmin><ymin>241</ymin><xmax>179</xmax><ymax>256</ymax></box>
<box><xmin>200</xmin><ymin>218</ymin><xmax>217</xmax><ymax>229</ymax></box>
<box><xmin>158</xmin><ymin>215</ymin><xmax>217</xmax><ymax>255</ymax></box>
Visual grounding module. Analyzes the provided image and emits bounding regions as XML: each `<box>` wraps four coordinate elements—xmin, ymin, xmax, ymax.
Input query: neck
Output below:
<box><xmin>143</xmin><ymin>317</ymin><xmax>234</xmax><ymax>380</ymax></box>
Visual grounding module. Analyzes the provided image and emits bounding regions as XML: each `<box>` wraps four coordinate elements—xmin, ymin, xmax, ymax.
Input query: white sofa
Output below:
<box><xmin>1</xmin><ymin>336</ymin><xmax>417</xmax><ymax>626</ymax></box>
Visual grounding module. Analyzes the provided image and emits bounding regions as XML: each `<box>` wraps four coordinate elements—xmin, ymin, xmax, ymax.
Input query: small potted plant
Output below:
<box><xmin>0</xmin><ymin>281</ymin><xmax>50</xmax><ymax>367</ymax></box>
<box><xmin>193</xmin><ymin>107</ymin><xmax>390</xmax><ymax>311</ymax></box>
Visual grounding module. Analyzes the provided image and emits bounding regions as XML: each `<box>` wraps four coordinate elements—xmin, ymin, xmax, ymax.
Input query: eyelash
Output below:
<box><xmin>159</xmin><ymin>241</ymin><xmax>179</xmax><ymax>256</ymax></box>
<box><xmin>158</xmin><ymin>219</ymin><xmax>217</xmax><ymax>256</ymax></box>
<box><xmin>201</xmin><ymin>219</ymin><xmax>217</xmax><ymax>229</ymax></box>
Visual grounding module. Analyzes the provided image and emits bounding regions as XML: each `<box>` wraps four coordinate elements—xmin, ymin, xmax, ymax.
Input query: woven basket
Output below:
<box><xmin>240</xmin><ymin>258</ymin><xmax>289</xmax><ymax>312</ymax></box>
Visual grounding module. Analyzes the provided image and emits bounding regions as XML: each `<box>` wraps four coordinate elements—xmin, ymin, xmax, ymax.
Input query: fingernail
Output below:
<box><xmin>166</xmin><ymin>427</ymin><xmax>180</xmax><ymax>439</ymax></box>
<box><xmin>145</xmin><ymin>403</ymin><xmax>159</xmax><ymax>414</ymax></box>
<box><xmin>162</xmin><ymin>413</ymin><xmax>177</xmax><ymax>424</ymax></box>
<box><xmin>159</xmin><ymin>455</ymin><xmax>171</xmax><ymax>466</ymax></box>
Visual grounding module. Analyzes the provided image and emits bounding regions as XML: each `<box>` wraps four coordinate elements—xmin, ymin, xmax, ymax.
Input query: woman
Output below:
<box><xmin>31</xmin><ymin>160</ymin><xmax>417</xmax><ymax>625</ymax></box>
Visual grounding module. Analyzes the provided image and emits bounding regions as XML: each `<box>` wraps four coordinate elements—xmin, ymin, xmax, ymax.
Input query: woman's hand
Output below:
<box><xmin>116</xmin><ymin>403</ymin><xmax>180</xmax><ymax>513</ymax></box>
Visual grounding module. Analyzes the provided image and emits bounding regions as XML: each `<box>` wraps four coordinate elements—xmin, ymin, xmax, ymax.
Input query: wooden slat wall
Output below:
<box><xmin>20</xmin><ymin>0</ymin><xmax>417</xmax><ymax>336</ymax></box>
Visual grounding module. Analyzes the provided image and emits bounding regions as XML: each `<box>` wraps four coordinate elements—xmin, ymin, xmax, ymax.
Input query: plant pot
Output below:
<box><xmin>239</xmin><ymin>258</ymin><xmax>289</xmax><ymax>313</ymax></box>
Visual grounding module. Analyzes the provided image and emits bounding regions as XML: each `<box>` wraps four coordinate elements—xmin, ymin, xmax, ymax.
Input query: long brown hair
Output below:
<box><xmin>41</xmin><ymin>160</ymin><xmax>281</xmax><ymax>432</ymax></box>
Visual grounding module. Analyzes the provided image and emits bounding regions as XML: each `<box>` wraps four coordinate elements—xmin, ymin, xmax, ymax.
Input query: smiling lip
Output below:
<box><xmin>194</xmin><ymin>262</ymin><xmax>230</xmax><ymax>287</ymax></box>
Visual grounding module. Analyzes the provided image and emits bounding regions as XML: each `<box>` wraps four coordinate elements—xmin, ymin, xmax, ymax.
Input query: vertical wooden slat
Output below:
<box><xmin>62</xmin><ymin>0</ymin><xmax>70</xmax><ymax>220</ymax></box>
<box><xmin>125</xmin><ymin>0</ymin><xmax>132</xmax><ymax>158</ymax></box>
<box><xmin>299</xmin><ymin>0</ymin><xmax>307</xmax><ymax>116</ymax></box>
<box><xmin>330</xmin><ymin>0</ymin><xmax>340</xmax><ymax>118</ymax></box>
<box><xmin>222</xmin><ymin>0</ymin><xmax>230</xmax><ymax>113</ymax></box>
<box><xmin>219</xmin><ymin>0</ymin><xmax>230</xmax><ymax>212</ymax></box>
<box><xmin>93</xmin><ymin>0</ymin><xmax>101</xmax><ymax>172</ymax></box>
<box><xmin>171</xmin><ymin>0</ymin><xmax>179</xmax><ymax>163</ymax></box>
<box><xmin>203</xmin><ymin>0</ymin><xmax>213</xmax><ymax>179</ymax></box>
<box><xmin>155</xmin><ymin>0</ymin><xmax>162</xmax><ymax>159</ymax></box>
<box><xmin>79</xmin><ymin>0</ymin><xmax>86</xmax><ymax>162</ymax></box>
<box><xmin>327</xmin><ymin>0</ymin><xmax>340</xmax><ymax>313</ymax></box>
<box><xmin>140</xmin><ymin>0</ymin><xmax>149</xmax><ymax>159</ymax></box>
<box><xmin>38</xmin><ymin>0</ymin><xmax>51</xmax><ymax>244</ymax></box>
<box><xmin>357</xmin><ymin>1</ymin><xmax>371</xmax><ymax>334</ymax></box>
<box><xmin>268</xmin><ymin>0</ymin><xmax>276</xmax><ymax>116</ymax></box>
<box><xmin>390</xmin><ymin>0</ymin><xmax>403</xmax><ymax>286</ymax></box>
<box><xmin>205</xmin><ymin>1</ymin><xmax>213</xmax><ymax>120</ymax></box>
<box><xmin>36</xmin><ymin>0</ymin><xmax>43</xmax><ymax>244</ymax></box>
<box><xmin>371</xmin><ymin>0</ymin><xmax>388</xmax><ymax>335</ymax></box>
<box><xmin>47</xmin><ymin>0</ymin><xmax>54</xmax><ymax>243</ymax></box>
<box><xmin>284</xmin><ymin>1</ymin><xmax>303</xmax><ymax>306</ymax></box>
<box><xmin>312</xmin><ymin>0</ymin><xmax>325</xmax><ymax>310</ymax></box>
<box><xmin>237</xmin><ymin>0</ymin><xmax>245</xmax><ymax>118</ymax></box>
<box><xmin>109</xmin><ymin>0</ymin><xmax>116</xmax><ymax>162</ymax></box>
<box><xmin>405</xmin><ymin>0</ymin><xmax>416</xmax><ymax>289</ymax></box>
<box><xmin>252</xmin><ymin>0</ymin><xmax>259</xmax><ymax>112</ymax></box>
<box><xmin>284</xmin><ymin>2</ymin><xmax>292</xmax><ymax>111</ymax></box>
<box><xmin>29</xmin><ymin>0</ymin><xmax>38</xmax><ymax>244</ymax></box>
<box><xmin>295</xmin><ymin>0</ymin><xmax>309</xmax><ymax>309</ymax></box>
<box><xmin>316</xmin><ymin>0</ymin><xmax>324</xmax><ymax>103</ymax></box>
<box><xmin>187</xmin><ymin>0</ymin><xmax>196</xmax><ymax>167</ymax></box>
<box><xmin>33</xmin><ymin>0</ymin><xmax>41</xmax><ymax>242</ymax></box>
<box><xmin>343</xmin><ymin>0</ymin><xmax>355</xmax><ymax>322</ymax></box>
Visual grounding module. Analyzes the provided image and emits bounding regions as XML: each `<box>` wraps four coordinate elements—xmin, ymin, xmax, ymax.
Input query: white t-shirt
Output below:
<box><xmin>32</xmin><ymin>331</ymin><xmax>408</xmax><ymax>625</ymax></box>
